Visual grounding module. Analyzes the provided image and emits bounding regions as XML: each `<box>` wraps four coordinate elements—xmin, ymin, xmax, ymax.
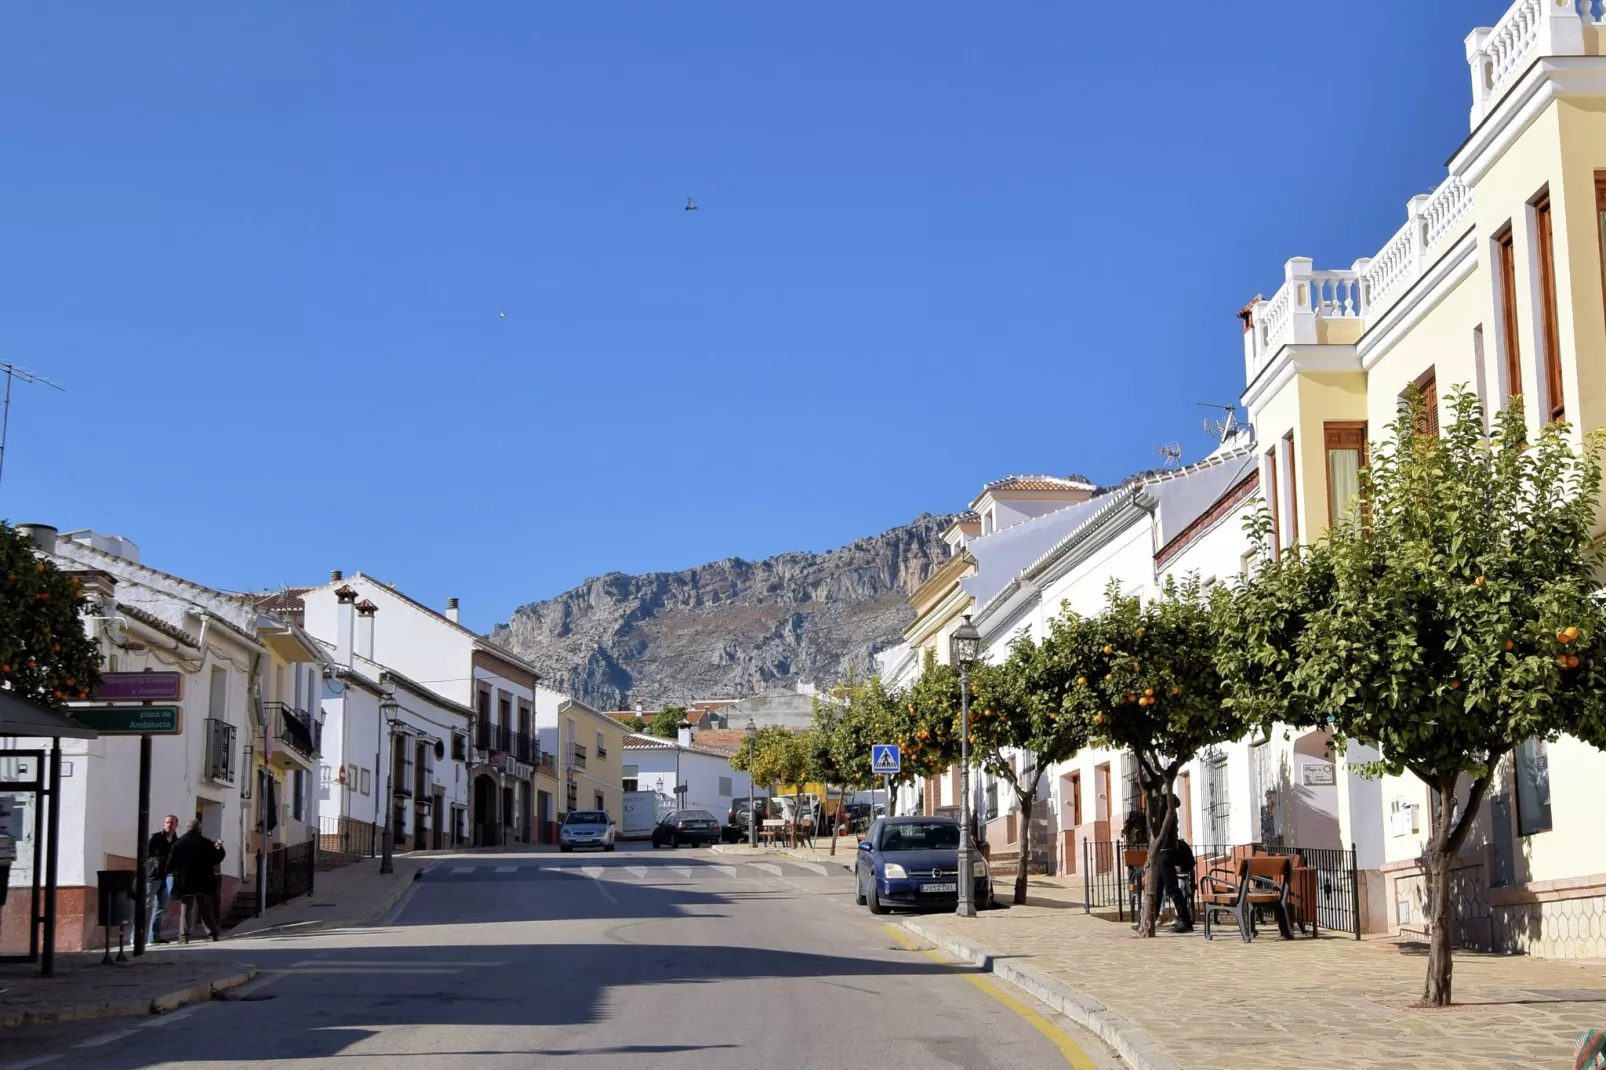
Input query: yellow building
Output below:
<box><xmin>1238</xmin><ymin>0</ymin><xmax>1606</xmax><ymax>956</ymax></box>
<box><xmin>554</xmin><ymin>697</ymin><xmax>627</xmax><ymax>826</ymax></box>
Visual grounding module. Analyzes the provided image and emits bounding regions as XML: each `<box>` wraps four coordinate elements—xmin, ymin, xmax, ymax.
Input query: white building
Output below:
<box><xmin>621</xmin><ymin>726</ymin><xmax>754</xmax><ymax>824</ymax></box>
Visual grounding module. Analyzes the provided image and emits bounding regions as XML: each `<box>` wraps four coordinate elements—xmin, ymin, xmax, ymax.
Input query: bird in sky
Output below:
<box><xmin>685</xmin><ymin>197</ymin><xmax>698</xmax><ymax>211</ymax></box>
<box><xmin>498</xmin><ymin>311</ymin><xmax>506</xmax><ymax>319</ymax></box>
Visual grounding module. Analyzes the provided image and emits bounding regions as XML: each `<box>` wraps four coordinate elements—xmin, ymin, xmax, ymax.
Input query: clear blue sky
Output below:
<box><xmin>1</xmin><ymin>2</ymin><xmax>1512</xmax><ymax>630</ymax></box>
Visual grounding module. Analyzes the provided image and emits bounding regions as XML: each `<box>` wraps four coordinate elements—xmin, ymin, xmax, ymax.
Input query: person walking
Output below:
<box><xmin>1157</xmin><ymin>795</ymin><xmax>1195</xmax><ymax>933</ymax></box>
<box><xmin>168</xmin><ymin>819</ymin><xmax>226</xmax><ymax>943</ymax></box>
<box><xmin>146</xmin><ymin>814</ymin><xmax>178</xmax><ymax>944</ymax></box>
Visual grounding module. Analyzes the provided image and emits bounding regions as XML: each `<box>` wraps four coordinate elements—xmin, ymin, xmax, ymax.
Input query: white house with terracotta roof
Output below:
<box><xmin>621</xmin><ymin>726</ymin><xmax>754</xmax><ymax>828</ymax></box>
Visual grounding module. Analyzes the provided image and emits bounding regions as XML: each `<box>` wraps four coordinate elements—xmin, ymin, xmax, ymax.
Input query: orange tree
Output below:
<box><xmin>0</xmin><ymin>523</ymin><xmax>101</xmax><ymax>709</ymax></box>
<box><xmin>1217</xmin><ymin>391</ymin><xmax>1606</xmax><ymax>1006</ymax></box>
<box><xmin>889</xmin><ymin>652</ymin><xmax>964</xmax><ymax>803</ymax></box>
<box><xmin>1050</xmin><ymin>575</ymin><xmax>1244</xmax><ymax>936</ymax></box>
<box><xmin>966</xmin><ymin>636</ymin><xmax>1092</xmax><ymax>904</ymax></box>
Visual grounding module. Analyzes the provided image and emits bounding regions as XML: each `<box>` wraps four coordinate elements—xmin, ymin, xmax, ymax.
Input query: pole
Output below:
<box><xmin>747</xmin><ymin>734</ymin><xmax>756</xmax><ymax>849</ymax></box>
<box><xmin>42</xmin><ymin>738</ymin><xmax>62</xmax><ymax>977</ymax></box>
<box><xmin>379</xmin><ymin>729</ymin><xmax>394</xmax><ymax>874</ymax></box>
<box><xmin>956</xmin><ymin>665</ymin><xmax>975</xmax><ymax>918</ymax></box>
<box><xmin>132</xmin><ymin>734</ymin><xmax>151</xmax><ymax>956</ymax></box>
<box><xmin>884</xmin><ymin>773</ymin><xmax>891</xmax><ymax>819</ymax></box>
<box><xmin>0</xmin><ymin>368</ymin><xmax>12</xmax><ymax>492</ymax></box>
<box><xmin>255</xmin><ymin>765</ymin><xmax>267</xmax><ymax>917</ymax></box>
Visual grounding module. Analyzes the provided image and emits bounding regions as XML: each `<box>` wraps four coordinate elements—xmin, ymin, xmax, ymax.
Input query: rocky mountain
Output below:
<box><xmin>489</xmin><ymin>515</ymin><xmax>957</xmax><ymax>710</ymax></box>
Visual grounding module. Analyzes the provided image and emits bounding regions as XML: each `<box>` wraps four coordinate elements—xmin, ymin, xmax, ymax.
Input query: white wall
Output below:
<box><xmin>625</xmin><ymin>745</ymin><xmax>752</xmax><ymax>819</ymax></box>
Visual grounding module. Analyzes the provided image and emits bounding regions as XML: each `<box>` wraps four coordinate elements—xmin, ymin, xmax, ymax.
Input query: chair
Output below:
<box><xmin>1201</xmin><ymin>855</ymin><xmax>1295</xmax><ymax>942</ymax></box>
<box><xmin>1123</xmin><ymin>848</ymin><xmax>1147</xmax><ymax>921</ymax></box>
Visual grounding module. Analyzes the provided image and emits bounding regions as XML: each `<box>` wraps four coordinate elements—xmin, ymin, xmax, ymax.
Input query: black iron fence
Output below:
<box><xmin>265</xmin><ymin>840</ymin><xmax>316</xmax><ymax>909</ymax></box>
<box><xmin>1081</xmin><ymin>839</ymin><xmax>1361</xmax><ymax>938</ymax></box>
<box><xmin>318</xmin><ymin>816</ymin><xmax>378</xmax><ymax>858</ymax></box>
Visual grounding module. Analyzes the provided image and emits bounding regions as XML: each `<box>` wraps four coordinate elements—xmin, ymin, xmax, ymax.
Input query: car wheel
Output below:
<box><xmin>605</xmin><ymin>843</ymin><xmax>616</xmax><ymax>852</ymax></box>
<box><xmin>867</xmin><ymin>879</ymin><xmax>889</xmax><ymax>915</ymax></box>
<box><xmin>560</xmin><ymin>845</ymin><xmax>572</xmax><ymax>853</ymax></box>
<box><xmin>854</xmin><ymin>871</ymin><xmax>867</xmax><ymax>906</ymax></box>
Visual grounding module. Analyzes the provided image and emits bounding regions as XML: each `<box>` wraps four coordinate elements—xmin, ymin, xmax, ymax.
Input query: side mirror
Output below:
<box><xmin>858</xmin><ymin>840</ymin><xmax>872</xmax><ymax>852</ymax></box>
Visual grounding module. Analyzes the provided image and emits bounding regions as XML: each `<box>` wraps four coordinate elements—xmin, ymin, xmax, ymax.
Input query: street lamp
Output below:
<box><xmin>746</xmin><ymin>718</ymin><xmax>758</xmax><ymax>848</ymax></box>
<box><xmin>950</xmin><ymin>613</ymin><xmax>982</xmax><ymax>918</ymax></box>
<box><xmin>378</xmin><ymin>691</ymin><xmax>400</xmax><ymax>875</ymax></box>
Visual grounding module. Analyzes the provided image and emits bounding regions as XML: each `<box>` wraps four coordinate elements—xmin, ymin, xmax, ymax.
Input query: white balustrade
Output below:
<box><xmin>1423</xmin><ymin>177</ymin><xmax>1474</xmax><ymax>253</ymax></box>
<box><xmin>1468</xmin><ymin>0</ymin><xmax>1591</xmax><ymax>127</ymax></box>
<box><xmin>1483</xmin><ymin>0</ymin><xmax>1543</xmax><ymax>105</ymax></box>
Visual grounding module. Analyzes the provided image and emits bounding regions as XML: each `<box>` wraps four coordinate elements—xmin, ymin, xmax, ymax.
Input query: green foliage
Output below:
<box><xmin>728</xmin><ymin>725</ymin><xmax>810</xmax><ymax>790</ymax></box>
<box><xmin>0</xmin><ymin>524</ymin><xmax>102</xmax><ymax>709</ymax></box>
<box><xmin>621</xmin><ymin>715</ymin><xmax>646</xmax><ymax>733</ymax></box>
<box><xmin>645</xmin><ymin>706</ymin><xmax>687</xmax><ymax>739</ymax></box>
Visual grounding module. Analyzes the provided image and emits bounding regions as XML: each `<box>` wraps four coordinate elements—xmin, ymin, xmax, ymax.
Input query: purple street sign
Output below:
<box><xmin>93</xmin><ymin>672</ymin><xmax>183</xmax><ymax>702</ymax></box>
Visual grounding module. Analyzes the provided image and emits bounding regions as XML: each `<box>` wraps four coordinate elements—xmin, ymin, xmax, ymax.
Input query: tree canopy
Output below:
<box><xmin>0</xmin><ymin>524</ymin><xmax>101</xmax><ymax>710</ymax></box>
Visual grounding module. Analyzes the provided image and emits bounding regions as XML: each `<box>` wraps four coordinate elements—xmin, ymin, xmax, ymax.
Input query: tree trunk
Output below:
<box><xmin>1419</xmin><ymin>769</ymin><xmax>1494</xmax><ymax>1007</ymax></box>
<box><xmin>1013</xmin><ymin>771</ymin><xmax>1043</xmax><ymax>905</ymax></box>
<box><xmin>828</xmin><ymin>785</ymin><xmax>841</xmax><ymax>857</ymax></box>
<box><xmin>1135</xmin><ymin>760</ymin><xmax>1178</xmax><ymax>938</ymax></box>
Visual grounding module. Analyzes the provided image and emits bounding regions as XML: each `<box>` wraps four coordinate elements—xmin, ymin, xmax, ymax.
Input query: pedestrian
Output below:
<box><xmin>168</xmin><ymin>818</ymin><xmax>226</xmax><ymax>943</ymax></box>
<box><xmin>146</xmin><ymin>814</ymin><xmax>178</xmax><ymax>944</ymax></box>
<box><xmin>1157</xmin><ymin>794</ymin><xmax>1194</xmax><ymax>933</ymax></box>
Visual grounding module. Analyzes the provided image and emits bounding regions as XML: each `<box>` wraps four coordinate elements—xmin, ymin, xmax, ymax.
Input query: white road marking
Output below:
<box><xmin>751</xmin><ymin>862</ymin><xmax>784</xmax><ymax>878</ymax></box>
<box><xmin>581</xmin><ymin>866</ymin><xmax>604</xmax><ymax>879</ymax></box>
<box><xmin>3</xmin><ymin>1055</ymin><xmax>62</xmax><ymax>1069</ymax></box>
<box><xmin>495</xmin><ymin>866</ymin><xmax>517</xmax><ymax>873</ymax></box>
<box><xmin>669</xmin><ymin>866</ymin><xmax>693</xmax><ymax>879</ymax></box>
<box><xmin>791</xmin><ymin>861</ymin><xmax>830</xmax><ymax>876</ymax></box>
<box><xmin>711</xmin><ymin>866</ymin><xmax>739</xmax><ymax>879</ymax></box>
<box><xmin>75</xmin><ymin>1029</ymin><xmax>138</xmax><ymax>1048</ymax></box>
<box><xmin>140</xmin><ymin>1008</ymin><xmax>196</xmax><ymax>1028</ymax></box>
<box><xmin>541</xmin><ymin>865</ymin><xmax>566</xmax><ymax>874</ymax></box>
<box><xmin>592</xmin><ymin>878</ymin><xmax>618</xmax><ymax>904</ymax></box>
<box><xmin>625</xmin><ymin>866</ymin><xmax>648</xmax><ymax>880</ymax></box>
<box><xmin>451</xmin><ymin>866</ymin><xmax>475</xmax><ymax>874</ymax></box>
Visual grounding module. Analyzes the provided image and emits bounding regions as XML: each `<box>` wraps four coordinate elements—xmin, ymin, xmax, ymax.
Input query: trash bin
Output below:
<box><xmin>96</xmin><ymin>870</ymin><xmax>136</xmax><ymax>928</ymax></box>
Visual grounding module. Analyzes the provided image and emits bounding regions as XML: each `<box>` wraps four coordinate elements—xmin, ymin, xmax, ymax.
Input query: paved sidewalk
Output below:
<box><xmin>903</xmin><ymin>876</ymin><xmax>1606</xmax><ymax>1070</ymax></box>
<box><xmin>226</xmin><ymin>854</ymin><xmax>430</xmax><ymax>938</ymax></box>
<box><xmin>0</xmin><ymin>953</ymin><xmax>256</xmax><ymax>1029</ymax></box>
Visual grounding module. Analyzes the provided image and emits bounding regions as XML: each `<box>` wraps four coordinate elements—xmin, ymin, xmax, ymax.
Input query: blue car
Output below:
<box><xmin>854</xmin><ymin>816</ymin><xmax>991</xmax><ymax>914</ymax></box>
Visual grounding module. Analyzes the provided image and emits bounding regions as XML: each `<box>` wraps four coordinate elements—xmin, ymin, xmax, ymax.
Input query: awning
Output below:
<box><xmin>0</xmin><ymin>690</ymin><xmax>100</xmax><ymax>739</ymax></box>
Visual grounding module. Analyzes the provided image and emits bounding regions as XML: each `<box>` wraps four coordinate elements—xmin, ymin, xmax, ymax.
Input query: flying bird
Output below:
<box><xmin>685</xmin><ymin>197</ymin><xmax>698</xmax><ymax>211</ymax></box>
<box><xmin>498</xmin><ymin>311</ymin><xmax>507</xmax><ymax>319</ymax></box>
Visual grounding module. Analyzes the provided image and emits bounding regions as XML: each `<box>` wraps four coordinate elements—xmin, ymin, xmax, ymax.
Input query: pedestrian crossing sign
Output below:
<box><xmin>871</xmin><ymin>744</ymin><xmax>901</xmax><ymax>775</ymax></box>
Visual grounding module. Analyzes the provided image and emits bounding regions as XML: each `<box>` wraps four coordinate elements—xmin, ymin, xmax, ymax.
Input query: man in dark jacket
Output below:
<box><xmin>1156</xmin><ymin>794</ymin><xmax>1195</xmax><ymax>933</ymax></box>
<box><xmin>168</xmin><ymin>819</ymin><xmax>226</xmax><ymax>943</ymax></box>
<box><xmin>145</xmin><ymin>814</ymin><xmax>178</xmax><ymax>944</ymax></box>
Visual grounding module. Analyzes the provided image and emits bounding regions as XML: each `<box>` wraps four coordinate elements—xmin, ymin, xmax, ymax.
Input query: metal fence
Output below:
<box><xmin>265</xmin><ymin>841</ymin><xmax>316</xmax><ymax>909</ymax></box>
<box><xmin>318</xmin><ymin>816</ymin><xmax>378</xmax><ymax>858</ymax></box>
<box><xmin>1082</xmin><ymin>840</ymin><xmax>1361</xmax><ymax>938</ymax></box>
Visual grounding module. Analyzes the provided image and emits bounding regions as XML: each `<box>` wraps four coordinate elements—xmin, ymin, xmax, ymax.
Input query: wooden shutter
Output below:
<box><xmin>1496</xmin><ymin>225</ymin><xmax>1521</xmax><ymax>405</ymax></box>
<box><xmin>1265</xmin><ymin>447</ymin><xmax>1280</xmax><ymax>560</ymax></box>
<box><xmin>1535</xmin><ymin>193</ymin><xmax>1564</xmax><ymax>422</ymax></box>
<box><xmin>1415</xmin><ymin>372</ymin><xmax>1439</xmax><ymax>436</ymax></box>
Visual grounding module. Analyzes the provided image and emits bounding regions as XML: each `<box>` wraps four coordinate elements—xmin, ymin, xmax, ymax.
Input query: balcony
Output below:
<box><xmin>572</xmin><ymin>744</ymin><xmax>587</xmax><ymax>772</ymax></box>
<box><xmin>475</xmin><ymin>721</ymin><xmax>537</xmax><ymax>765</ymax></box>
<box><xmin>266</xmin><ymin>702</ymin><xmax>316</xmax><ymax>762</ymax></box>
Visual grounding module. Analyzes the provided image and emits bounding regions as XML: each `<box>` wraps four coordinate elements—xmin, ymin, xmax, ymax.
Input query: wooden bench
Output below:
<box><xmin>760</xmin><ymin>818</ymin><xmax>787</xmax><ymax>846</ymax></box>
<box><xmin>1201</xmin><ymin>854</ymin><xmax>1295</xmax><ymax>942</ymax></box>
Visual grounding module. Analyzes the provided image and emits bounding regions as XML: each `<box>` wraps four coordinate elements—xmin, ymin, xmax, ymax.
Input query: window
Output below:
<box><xmin>208</xmin><ymin>666</ymin><xmax>228</xmax><ymax>721</ymax></box>
<box><xmin>452</xmin><ymin>733</ymin><xmax>467</xmax><ymax>762</ymax></box>
<box><xmin>1597</xmin><ymin>174</ymin><xmax>1606</xmax><ymax>353</ymax></box>
<box><xmin>1515</xmin><ymin>737</ymin><xmax>1552</xmax><ymax>836</ymax></box>
<box><xmin>566</xmin><ymin>782</ymin><xmax>578</xmax><ymax>811</ymax></box>
<box><xmin>476</xmin><ymin>689</ymin><xmax>491</xmax><ymax>718</ymax></box>
<box><xmin>292</xmin><ymin>769</ymin><xmax>307</xmax><ymax>821</ymax></box>
<box><xmin>1407</xmin><ymin>369</ymin><xmax>1439</xmax><ymax>436</ymax></box>
<box><xmin>1495</xmin><ymin>224</ymin><xmax>1521</xmax><ymax>405</ymax></box>
<box><xmin>205</xmin><ymin>718</ymin><xmax>235</xmax><ymax>784</ymax></box>
<box><xmin>1473</xmin><ymin>325</ymin><xmax>1489</xmax><ymax>428</ymax></box>
<box><xmin>1534</xmin><ymin>191</ymin><xmax>1564</xmax><ymax>422</ymax></box>
<box><xmin>360</xmin><ymin>768</ymin><xmax>370</xmax><ymax>796</ymax></box>
<box><xmin>718</xmin><ymin>775</ymin><xmax>733</xmax><ymax>796</ymax></box>
<box><xmin>596</xmin><ymin>730</ymin><xmax>607</xmax><ymax>758</ymax></box>
<box><xmin>622</xmin><ymin>778</ymin><xmax>638</xmax><ymax>793</ymax></box>
<box><xmin>1324</xmin><ymin>422</ymin><xmax>1367</xmax><ymax>528</ymax></box>
<box><xmin>595</xmin><ymin>791</ymin><xmax>606</xmax><ymax>811</ymax></box>
<box><xmin>1264</xmin><ymin>447</ymin><xmax>1280</xmax><ymax>560</ymax></box>
<box><xmin>240</xmin><ymin>745</ymin><xmax>254</xmax><ymax>798</ymax></box>
<box><xmin>1280</xmin><ymin>432</ymin><xmax>1298</xmax><ymax>546</ymax></box>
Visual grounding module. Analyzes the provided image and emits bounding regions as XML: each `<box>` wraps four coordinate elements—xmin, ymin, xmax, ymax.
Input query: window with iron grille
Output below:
<box><xmin>452</xmin><ymin>733</ymin><xmax>467</xmax><ymax>762</ymax></box>
<box><xmin>984</xmin><ymin>781</ymin><xmax>998</xmax><ymax>821</ymax></box>
<box><xmin>205</xmin><ymin>718</ymin><xmax>236</xmax><ymax>784</ymax></box>
<box><xmin>566</xmin><ymin>781</ymin><xmax>578</xmax><ymax>811</ymax></box>
<box><xmin>240</xmin><ymin>745</ymin><xmax>254</xmax><ymax>798</ymax></box>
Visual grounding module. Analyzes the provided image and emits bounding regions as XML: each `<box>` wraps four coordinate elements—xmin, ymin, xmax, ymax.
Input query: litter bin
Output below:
<box><xmin>96</xmin><ymin>870</ymin><xmax>136</xmax><ymax>928</ymax></box>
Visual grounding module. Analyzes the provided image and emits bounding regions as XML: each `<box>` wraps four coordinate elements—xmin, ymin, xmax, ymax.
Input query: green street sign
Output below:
<box><xmin>69</xmin><ymin>706</ymin><xmax>182</xmax><ymax>736</ymax></box>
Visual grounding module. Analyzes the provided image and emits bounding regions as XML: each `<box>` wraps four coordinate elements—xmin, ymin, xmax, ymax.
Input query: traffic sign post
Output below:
<box><xmin>871</xmin><ymin>744</ymin><xmax>900</xmax><ymax>776</ymax></box>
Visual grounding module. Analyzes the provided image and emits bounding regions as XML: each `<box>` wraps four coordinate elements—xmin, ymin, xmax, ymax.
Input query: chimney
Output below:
<box><xmin>355</xmin><ymin>600</ymin><xmax>377</xmax><ymax>660</ymax></box>
<box><xmin>446</xmin><ymin>597</ymin><xmax>460</xmax><ymax>624</ymax></box>
<box><xmin>335</xmin><ymin>584</ymin><xmax>358</xmax><ymax>666</ymax></box>
<box><xmin>16</xmin><ymin>524</ymin><xmax>58</xmax><ymax>553</ymax></box>
<box><xmin>677</xmin><ymin>721</ymin><xmax>693</xmax><ymax>748</ymax></box>
<box><xmin>635</xmin><ymin>699</ymin><xmax>643</xmax><ymax>713</ymax></box>
<box><xmin>330</xmin><ymin>569</ymin><xmax>343</xmax><ymax>582</ymax></box>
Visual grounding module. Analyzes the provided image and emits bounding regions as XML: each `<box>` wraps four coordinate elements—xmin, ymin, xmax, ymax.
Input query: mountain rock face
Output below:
<box><xmin>489</xmin><ymin>515</ymin><xmax>956</xmax><ymax>710</ymax></box>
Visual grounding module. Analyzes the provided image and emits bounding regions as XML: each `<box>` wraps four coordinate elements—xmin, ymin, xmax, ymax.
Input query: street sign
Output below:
<box><xmin>93</xmin><ymin>673</ymin><xmax>183</xmax><ymax>702</ymax></box>
<box><xmin>871</xmin><ymin>744</ymin><xmax>901</xmax><ymax>775</ymax></box>
<box><xmin>67</xmin><ymin>706</ymin><xmax>182</xmax><ymax>736</ymax></box>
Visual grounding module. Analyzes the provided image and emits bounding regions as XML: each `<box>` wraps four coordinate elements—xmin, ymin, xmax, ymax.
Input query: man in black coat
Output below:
<box><xmin>168</xmin><ymin>819</ymin><xmax>226</xmax><ymax>943</ymax></box>
<box><xmin>145</xmin><ymin>814</ymin><xmax>178</xmax><ymax>944</ymax></box>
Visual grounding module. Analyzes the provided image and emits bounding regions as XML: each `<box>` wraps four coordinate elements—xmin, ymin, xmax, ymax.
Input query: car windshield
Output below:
<box><xmin>879</xmin><ymin>823</ymin><xmax>961</xmax><ymax>852</ymax></box>
<box><xmin>565</xmin><ymin>812</ymin><xmax>609</xmax><ymax>826</ymax></box>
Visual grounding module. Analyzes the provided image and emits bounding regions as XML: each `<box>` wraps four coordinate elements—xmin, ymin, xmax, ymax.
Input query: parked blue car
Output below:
<box><xmin>855</xmin><ymin>816</ymin><xmax>991</xmax><ymax>914</ymax></box>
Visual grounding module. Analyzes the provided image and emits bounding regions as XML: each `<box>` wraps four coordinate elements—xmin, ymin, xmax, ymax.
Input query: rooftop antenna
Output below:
<box><xmin>1197</xmin><ymin>403</ymin><xmax>1242</xmax><ymax>445</ymax></box>
<box><xmin>0</xmin><ymin>363</ymin><xmax>65</xmax><ymax>493</ymax></box>
<box><xmin>1154</xmin><ymin>441</ymin><xmax>1183</xmax><ymax>469</ymax></box>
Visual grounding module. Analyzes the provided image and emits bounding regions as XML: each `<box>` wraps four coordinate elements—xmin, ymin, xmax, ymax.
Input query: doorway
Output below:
<box><xmin>537</xmin><ymin>791</ymin><xmax>553</xmax><ymax>845</ymax></box>
<box><xmin>473</xmin><ymin>775</ymin><xmax>498</xmax><ymax>847</ymax></box>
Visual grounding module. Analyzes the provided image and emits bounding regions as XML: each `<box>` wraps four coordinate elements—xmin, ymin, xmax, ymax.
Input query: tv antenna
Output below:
<box><xmin>1197</xmin><ymin>403</ymin><xmax>1242</xmax><ymax>445</ymax></box>
<box><xmin>0</xmin><ymin>363</ymin><xmax>65</xmax><ymax>493</ymax></box>
<box><xmin>1154</xmin><ymin>442</ymin><xmax>1183</xmax><ymax>468</ymax></box>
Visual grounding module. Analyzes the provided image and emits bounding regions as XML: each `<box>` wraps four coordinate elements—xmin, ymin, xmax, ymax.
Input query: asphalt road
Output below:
<box><xmin>0</xmin><ymin>844</ymin><xmax>1120</xmax><ymax>1069</ymax></box>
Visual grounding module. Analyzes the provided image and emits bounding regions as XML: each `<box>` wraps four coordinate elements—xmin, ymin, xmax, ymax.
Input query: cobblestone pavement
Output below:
<box><xmin>913</xmin><ymin>878</ymin><xmax>1606</xmax><ymax>1070</ymax></box>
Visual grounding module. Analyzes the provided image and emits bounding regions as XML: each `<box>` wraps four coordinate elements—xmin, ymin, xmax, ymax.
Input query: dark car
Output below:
<box><xmin>652</xmin><ymin>809</ymin><xmax>721</xmax><ymax>848</ymax></box>
<box><xmin>723</xmin><ymin>798</ymin><xmax>772</xmax><ymax>843</ymax></box>
<box><xmin>854</xmin><ymin>816</ymin><xmax>991</xmax><ymax>914</ymax></box>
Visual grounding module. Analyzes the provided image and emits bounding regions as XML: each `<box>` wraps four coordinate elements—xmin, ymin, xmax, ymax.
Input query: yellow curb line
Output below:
<box><xmin>886</xmin><ymin>925</ymin><xmax>1099</xmax><ymax>1070</ymax></box>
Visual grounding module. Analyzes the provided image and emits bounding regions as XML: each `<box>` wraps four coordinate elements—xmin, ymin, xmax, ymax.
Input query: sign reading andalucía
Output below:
<box><xmin>70</xmin><ymin>706</ymin><xmax>182</xmax><ymax>736</ymax></box>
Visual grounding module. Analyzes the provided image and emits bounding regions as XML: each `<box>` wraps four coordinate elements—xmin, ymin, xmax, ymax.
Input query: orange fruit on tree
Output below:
<box><xmin>1563</xmin><ymin>626</ymin><xmax>1581</xmax><ymax>642</ymax></box>
<box><xmin>1567</xmin><ymin>655</ymin><xmax>1580</xmax><ymax>669</ymax></box>
<box><xmin>1557</xmin><ymin>655</ymin><xmax>1571</xmax><ymax>667</ymax></box>
<box><xmin>1448</xmin><ymin>680</ymin><xmax>1459</xmax><ymax>689</ymax></box>
<box><xmin>1474</xmin><ymin>576</ymin><xmax>1486</xmax><ymax>587</ymax></box>
<box><xmin>1144</xmin><ymin>688</ymin><xmax>1153</xmax><ymax>697</ymax></box>
<box><xmin>1102</xmin><ymin>645</ymin><xmax>1113</xmax><ymax>655</ymax></box>
<box><xmin>1076</xmin><ymin>676</ymin><xmax>1087</xmax><ymax>686</ymax></box>
<box><xmin>1505</xmin><ymin>639</ymin><xmax>1514</xmax><ymax>650</ymax></box>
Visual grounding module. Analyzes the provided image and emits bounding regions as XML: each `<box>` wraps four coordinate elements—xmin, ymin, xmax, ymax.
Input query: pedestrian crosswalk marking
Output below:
<box><xmin>791</xmin><ymin>861</ymin><xmax>829</xmax><ymax>876</ymax></box>
<box><xmin>582</xmin><ymin>866</ymin><xmax>604</xmax><ymax>880</ymax></box>
<box><xmin>626</xmin><ymin>866</ymin><xmax>648</xmax><ymax>879</ymax></box>
<box><xmin>711</xmin><ymin>866</ymin><xmax>738</xmax><ymax>879</ymax></box>
<box><xmin>451</xmin><ymin>866</ymin><xmax>475</xmax><ymax>874</ymax></box>
<box><xmin>751</xmin><ymin>862</ymin><xmax>784</xmax><ymax>877</ymax></box>
<box><xmin>495</xmin><ymin>866</ymin><xmax>516</xmax><ymax>873</ymax></box>
<box><xmin>669</xmin><ymin>866</ymin><xmax>692</xmax><ymax>879</ymax></box>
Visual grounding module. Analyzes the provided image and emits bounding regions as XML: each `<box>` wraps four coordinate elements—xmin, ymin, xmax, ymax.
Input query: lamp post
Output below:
<box><xmin>378</xmin><ymin>692</ymin><xmax>400</xmax><ymax>875</ymax></box>
<box><xmin>950</xmin><ymin>613</ymin><xmax>982</xmax><ymax>918</ymax></box>
<box><xmin>746</xmin><ymin>718</ymin><xmax>758</xmax><ymax>848</ymax></box>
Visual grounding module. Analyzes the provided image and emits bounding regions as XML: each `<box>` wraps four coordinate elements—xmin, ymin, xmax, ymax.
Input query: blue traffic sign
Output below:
<box><xmin>871</xmin><ymin>744</ymin><xmax>901</xmax><ymax>775</ymax></box>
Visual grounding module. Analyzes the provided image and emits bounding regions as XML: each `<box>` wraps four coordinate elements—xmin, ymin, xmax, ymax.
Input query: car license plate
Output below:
<box><xmin>921</xmin><ymin>882</ymin><xmax>957</xmax><ymax>893</ymax></box>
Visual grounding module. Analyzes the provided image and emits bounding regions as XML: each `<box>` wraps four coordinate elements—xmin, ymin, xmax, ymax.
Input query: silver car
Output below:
<box><xmin>559</xmin><ymin>810</ymin><xmax>616</xmax><ymax>852</ymax></box>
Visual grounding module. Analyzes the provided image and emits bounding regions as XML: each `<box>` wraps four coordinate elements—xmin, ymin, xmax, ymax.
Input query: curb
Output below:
<box><xmin>230</xmin><ymin>866</ymin><xmax>428</xmax><ymax>939</ymax></box>
<box><xmin>0</xmin><ymin>968</ymin><xmax>258</xmax><ymax>1030</ymax></box>
<box><xmin>900</xmin><ymin>918</ymin><xmax>1181</xmax><ymax>1070</ymax></box>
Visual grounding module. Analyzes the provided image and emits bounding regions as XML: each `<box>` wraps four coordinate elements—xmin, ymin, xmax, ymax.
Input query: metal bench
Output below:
<box><xmin>1201</xmin><ymin>854</ymin><xmax>1295</xmax><ymax>942</ymax></box>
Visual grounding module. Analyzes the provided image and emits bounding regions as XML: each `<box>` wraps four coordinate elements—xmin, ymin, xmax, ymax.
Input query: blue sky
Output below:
<box><xmin>1</xmin><ymin>2</ymin><xmax>1512</xmax><ymax>630</ymax></box>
